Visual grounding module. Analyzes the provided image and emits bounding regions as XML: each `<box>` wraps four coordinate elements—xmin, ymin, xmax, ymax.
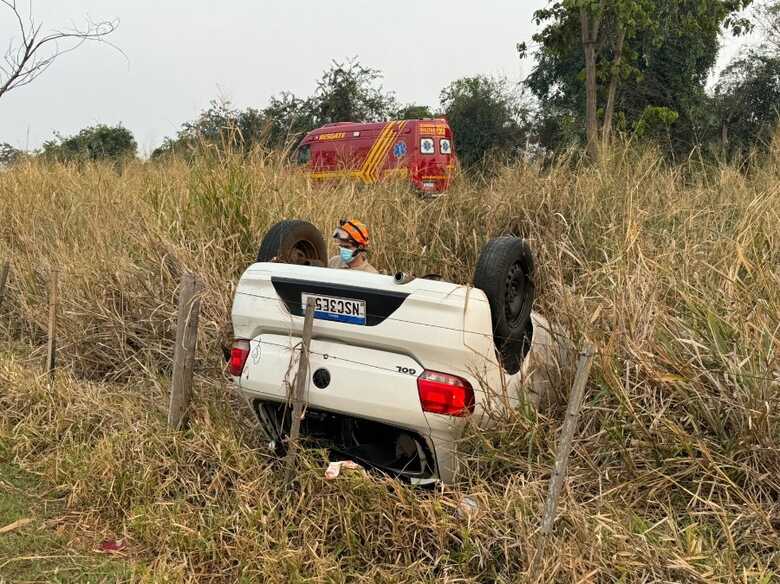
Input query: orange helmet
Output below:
<box><xmin>334</xmin><ymin>218</ymin><xmax>369</xmax><ymax>248</ymax></box>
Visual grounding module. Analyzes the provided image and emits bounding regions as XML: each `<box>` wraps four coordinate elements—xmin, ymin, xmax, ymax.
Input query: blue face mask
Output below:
<box><xmin>339</xmin><ymin>247</ymin><xmax>355</xmax><ymax>263</ymax></box>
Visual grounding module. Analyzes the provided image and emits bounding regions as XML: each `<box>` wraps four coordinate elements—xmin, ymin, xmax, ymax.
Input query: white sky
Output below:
<box><xmin>0</xmin><ymin>1</ymin><xmax>756</xmax><ymax>155</ymax></box>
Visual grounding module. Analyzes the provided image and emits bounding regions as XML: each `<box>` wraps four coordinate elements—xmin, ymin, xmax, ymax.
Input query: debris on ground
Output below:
<box><xmin>324</xmin><ymin>460</ymin><xmax>362</xmax><ymax>480</ymax></box>
<box><xmin>96</xmin><ymin>538</ymin><xmax>127</xmax><ymax>554</ymax></box>
<box><xmin>455</xmin><ymin>496</ymin><xmax>480</xmax><ymax>521</ymax></box>
<box><xmin>0</xmin><ymin>517</ymin><xmax>32</xmax><ymax>534</ymax></box>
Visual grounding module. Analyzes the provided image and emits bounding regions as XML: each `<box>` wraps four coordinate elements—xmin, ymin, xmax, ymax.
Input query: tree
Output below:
<box><xmin>151</xmin><ymin>100</ymin><xmax>267</xmax><ymax>158</ymax></box>
<box><xmin>714</xmin><ymin>50</ymin><xmax>780</xmax><ymax>156</ymax></box>
<box><xmin>309</xmin><ymin>59</ymin><xmax>397</xmax><ymax>125</ymax></box>
<box><xmin>177</xmin><ymin>102</ymin><xmax>265</xmax><ymax>150</ymax></box>
<box><xmin>0</xmin><ymin>1</ymin><xmax>117</xmax><ymax>100</ymax></box>
<box><xmin>524</xmin><ymin>0</ymin><xmax>753</xmax><ymax>159</ymax></box>
<box><xmin>524</xmin><ymin>0</ymin><xmax>658</xmax><ymax>159</ymax></box>
<box><xmin>262</xmin><ymin>92</ymin><xmax>316</xmax><ymax>149</ymax></box>
<box><xmin>0</xmin><ymin>141</ymin><xmax>22</xmax><ymax>166</ymax></box>
<box><xmin>42</xmin><ymin>124</ymin><xmax>137</xmax><ymax>162</ymax></box>
<box><xmin>754</xmin><ymin>0</ymin><xmax>780</xmax><ymax>52</ymax></box>
<box><xmin>439</xmin><ymin>75</ymin><xmax>529</xmax><ymax>169</ymax></box>
<box><xmin>395</xmin><ymin>104</ymin><xmax>434</xmax><ymax>120</ymax></box>
<box><xmin>153</xmin><ymin>59</ymin><xmax>398</xmax><ymax>156</ymax></box>
<box><xmin>263</xmin><ymin>60</ymin><xmax>398</xmax><ymax>147</ymax></box>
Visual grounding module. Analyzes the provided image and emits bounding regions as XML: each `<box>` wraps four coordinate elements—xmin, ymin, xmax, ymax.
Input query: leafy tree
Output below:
<box><xmin>0</xmin><ymin>142</ymin><xmax>22</xmax><ymax>166</ymax></box>
<box><xmin>754</xmin><ymin>0</ymin><xmax>780</xmax><ymax>52</ymax></box>
<box><xmin>264</xmin><ymin>58</ymin><xmax>397</xmax><ymax>146</ymax></box>
<box><xmin>42</xmin><ymin>124</ymin><xmax>137</xmax><ymax>162</ymax></box>
<box><xmin>395</xmin><ymin>104</ymin><xmax>434</xmax><ymax>120</ymax></box>
<box><xmin>524</xmin><ymin>0</ymin><xmax>754</xmax><ymax>158</ymax></box>
<box><xmin>714</xmin><ymin>50</ymin><xmax>780</xmax><ymax>156</ymax></box>
<box><xmin>152</xmin><ymin>100</ymin><xmax>267</xmax><ymax>158</ymax></box>
<box><xmin>632</xmin><ymin>106</ymin><xmax>679</xmax><ymax>144</ymax></box>
<box><xmin>154</xmin><ymin>59</ymin><xmax>398</xmax><ymax>156</ymax></box>
<box><xmin>182</xmin><ymin>103</ymin><xmax>264</xmax><ymax>149</ymax></box>
<box><xmin>262</xmin><ymin>92</ymin><xmax>316</xmax><ymax>149</ymax></box>
<box><xmin>439</xmin><ymin>75</ymin><xmax>529</xmax><ymax>169</ymax></box>
<box><xmin>310</xmin><ymin>59</ymin><xmax>397</xmax><ymax>125</ymax></box>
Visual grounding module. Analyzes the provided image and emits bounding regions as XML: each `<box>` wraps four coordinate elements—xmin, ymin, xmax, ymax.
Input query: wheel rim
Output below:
<box><xmin>504</xmin><ymin>261</ymin><xmax>528</xmax><ymax>326</ymax></box>
<box><xmin>287</xmin><ymin>240</ymin><xmax>319</xmax><ymax>265</ymax></box>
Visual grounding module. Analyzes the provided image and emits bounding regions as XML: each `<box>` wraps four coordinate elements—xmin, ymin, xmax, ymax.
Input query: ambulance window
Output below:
<box><xmin>420</xmin><ymin>138</ymin><xmax>435</xmax><ymax>155</ymax></box>
<box><xmin>440</xmin><ymin>139</ymin><xmax>452</xmax><ymax>155</ymax></box>
<box><xmin>296</xmin><ymin>144</ymin><xmax>311</xmax><ymax>164</ymax></box>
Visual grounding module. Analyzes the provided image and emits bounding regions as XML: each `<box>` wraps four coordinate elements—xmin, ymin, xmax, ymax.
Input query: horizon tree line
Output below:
<box><xmin>2</xmin><ymin>1</ymin><xmax>779</xmax><ymax>169</ymax></box>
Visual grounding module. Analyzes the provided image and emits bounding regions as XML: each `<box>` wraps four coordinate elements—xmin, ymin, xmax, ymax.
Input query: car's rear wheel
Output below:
<box><xmin>256</xmin><ymin>220</ymin><xmax>327</xmax><ymax>266</ymax></box>
<box><xmin>473</xmin><ymin>236</ymin><xmax>535</xmax><ymax>374</ymax></box>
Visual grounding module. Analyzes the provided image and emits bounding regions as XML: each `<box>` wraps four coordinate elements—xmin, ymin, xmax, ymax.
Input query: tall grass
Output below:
<box><xmin>0</xmin><ymin>139</ymin><xmax>778</xmax><ymax>582</ymax></box>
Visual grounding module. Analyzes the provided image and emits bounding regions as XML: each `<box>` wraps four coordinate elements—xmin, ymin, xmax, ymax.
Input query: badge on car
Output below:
<box><xmin>301</xmin><ymin>293</ymin><xmax>367</xmax><ymax>325</ymax></box>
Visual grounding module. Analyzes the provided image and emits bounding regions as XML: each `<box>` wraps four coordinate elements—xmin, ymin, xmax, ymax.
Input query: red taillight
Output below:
<box><xmin>417</xmin><ymin>370</ymin><xmax>474</xmax><ymax>416</ymax></box>
<box><xmin>229</xmin><ymin>339</ymin><xmax>250</xmax><ymax>377</ymax></box>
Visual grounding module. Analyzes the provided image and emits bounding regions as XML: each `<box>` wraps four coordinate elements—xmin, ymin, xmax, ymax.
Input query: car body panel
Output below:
<box><xmin>239</xmin><ymin>334</ymin><xmax>431</xmax><ymax>433</ymax></box>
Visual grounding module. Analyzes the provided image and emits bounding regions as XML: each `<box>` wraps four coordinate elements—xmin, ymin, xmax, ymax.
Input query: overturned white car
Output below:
<box><xmin>228</xmin><ymin>220</ymin><xmax>569</xmax><ymax>483</ymax></box>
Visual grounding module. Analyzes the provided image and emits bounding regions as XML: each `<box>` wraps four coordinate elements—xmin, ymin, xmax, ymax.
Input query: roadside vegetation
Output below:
<box><xmin>0</xmin><ymin>137</ymin><xmax>777</xmax><ymax>581</ymax></box>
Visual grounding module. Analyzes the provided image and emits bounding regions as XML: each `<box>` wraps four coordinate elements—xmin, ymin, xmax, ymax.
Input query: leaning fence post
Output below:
<box><xmin>45</xmin><ymin>270</ymin><xmax>59</xmax><ymax>383</ymax></box>
<box><xmin>0</xmin><ymin>260</ymin><xmax>9</xmax><ymax>311</ymax></box>
<box><xmin>167</xmin><ymin>273</ymin><xmax>202</xmax><ymax>430</ymax></box>
<box><xmin>285</xmin><ymin>297</ymin><xmax>316</xmax><ymax>481</ymax></box>
<box><xmin>530</xmin><ymin>341</ymin><xmax>595</xmax><ymax>576</ymax></box>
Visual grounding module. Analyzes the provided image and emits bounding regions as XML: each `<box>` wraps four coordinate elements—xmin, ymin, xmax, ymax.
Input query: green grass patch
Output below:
<box><xmin>0</xmin><ymin>440</ymin><xmax>137</xmax><ymax>583</ymax></box>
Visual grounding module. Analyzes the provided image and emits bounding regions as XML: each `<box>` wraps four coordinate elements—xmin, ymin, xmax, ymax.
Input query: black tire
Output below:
<box><xmin>497</xmin><ymin>319</ymin><xmax>534</xmax><ymax>376</ymax></box>
<box><xmin>473</xmin><ymin>237</ymin><xmax>535</xmax><ymax>374</ymax></box>
<box><xmin>256</xmin><ymin>220</ymin><xmax>327</xmax><ymax>266</ymax></box>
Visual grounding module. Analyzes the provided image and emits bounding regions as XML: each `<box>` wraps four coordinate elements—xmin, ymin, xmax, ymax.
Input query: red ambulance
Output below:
<box><xmin>294</xmin><ymin>119</ymin><xmax>457</xmax><ymax>194</ymax></box>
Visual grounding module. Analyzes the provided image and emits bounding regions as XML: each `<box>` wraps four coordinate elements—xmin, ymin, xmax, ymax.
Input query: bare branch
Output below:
<box><xmin>0</xmin><ymin>2</ymin><xmax>118</xmax><ymax>99</ymax></box>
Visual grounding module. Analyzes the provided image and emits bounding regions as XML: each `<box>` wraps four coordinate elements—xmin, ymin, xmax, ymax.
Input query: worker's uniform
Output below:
<box><xmin>328</xmin><ymin>255</ymin><xmax>379</xmax><ymax>273</ymax></box>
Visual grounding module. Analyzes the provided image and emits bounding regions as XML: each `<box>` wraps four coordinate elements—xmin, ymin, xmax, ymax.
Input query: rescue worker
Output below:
<box><xmin>329</xmin><ymin>218</ymin><xmax>378</xmax><ymax>273</ymax></box>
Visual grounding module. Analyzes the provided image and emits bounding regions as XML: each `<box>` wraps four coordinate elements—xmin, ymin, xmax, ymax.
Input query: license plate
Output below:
<box><xmin>301</xmin><ymin>293</ymin><xmax>366</xmax><ymax>325</ymax></box>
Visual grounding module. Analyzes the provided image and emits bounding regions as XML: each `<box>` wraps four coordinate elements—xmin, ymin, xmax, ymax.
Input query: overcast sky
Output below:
<box><xmin>0</xmin><ymin>1</ymin><xmax>754</xmax><ymax>155</ymax></box>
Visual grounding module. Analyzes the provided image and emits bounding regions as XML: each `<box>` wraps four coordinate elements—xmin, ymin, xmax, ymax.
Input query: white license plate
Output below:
<box><xmin>301</xmin><ymin>293</ymin><xmax>366</xmax><ymax>325</ymax></box>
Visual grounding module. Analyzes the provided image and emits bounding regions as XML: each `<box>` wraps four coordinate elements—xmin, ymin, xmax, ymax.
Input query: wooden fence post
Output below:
<box><xmin>0</xmin><ymin>260</ymin><xmax>9</xmax><ymax>311</ymax></box>
<box><xmin>530</xmin><ymin>341</ymin><xmax>595</xmax><ymax>576</ymax></box>
<box><xmin>167</xmin><ymin>273</ymin><xmax>202</xmax><ymax>430</ymax></box>
<box><xmin>45</xmin><ymin>270</ymin><xmax>59</xmax><ymax>383</ymax></box>
<box><xmin>285</xmin><ymin>297</ymin><xmax>316</xmax><ymax>481</ymax></box>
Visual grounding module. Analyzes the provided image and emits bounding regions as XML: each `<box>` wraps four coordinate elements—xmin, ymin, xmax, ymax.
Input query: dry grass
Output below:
<box><xmin>0</xmin><ymin>139</ymin><xmax>778</xmax><ymax>582</ymax></box>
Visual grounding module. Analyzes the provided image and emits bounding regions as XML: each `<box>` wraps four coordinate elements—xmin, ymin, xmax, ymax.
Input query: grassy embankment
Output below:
<box><xmin>0</xmin><ymin>142</ymin><xmax>778</xmax><ymax>582</ymax></box>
